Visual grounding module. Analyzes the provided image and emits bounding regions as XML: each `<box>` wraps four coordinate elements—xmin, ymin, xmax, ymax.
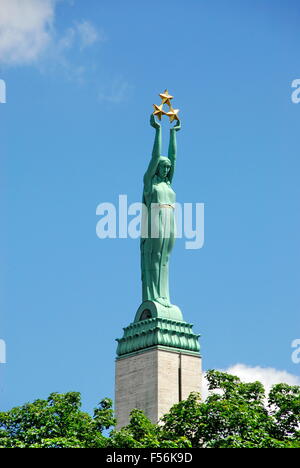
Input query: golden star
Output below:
<box><xmin>153</xmin><ymin>103</ymin><xmax>165</xmax><ymax>120</ymax></box>
<box><xmin>159</xmin><ymin>89</ymin><xmax>174</xmax><ymax>106</ymax></box>
<box><xmin>166</xmin><ymin>106</ymin><xmax>180</xmax><ymax>122</ymax></box>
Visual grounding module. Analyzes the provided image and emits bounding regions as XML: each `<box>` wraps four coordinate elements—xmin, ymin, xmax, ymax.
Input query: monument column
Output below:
<box><xmin>115</xmin><ymin>90</ymin><xmax>201</xmax><ymax>429</ymax></box>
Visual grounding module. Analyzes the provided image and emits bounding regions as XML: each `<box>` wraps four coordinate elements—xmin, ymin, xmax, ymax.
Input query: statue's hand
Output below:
<box><xmin>172</xmin><ymin>119</ymin><xmax>181</xmax><ymax>132</ymax></box>
<box><xmin>150</xmin><ymin>113</ymin><xmax>160</xmax><ymax>130</ymax></box>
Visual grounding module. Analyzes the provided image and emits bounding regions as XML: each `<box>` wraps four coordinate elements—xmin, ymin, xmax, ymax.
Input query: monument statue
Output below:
<box><xmin>115</xmin><ymin>91</ymin><xmax>201</xmax><ymax>428</ymax></box>
<box><xmin>141</xmin><ymin>112</ymin><xmax>181</xmax><ymax>308</ymax></box>
<box><xmin>136</xmin><ymin>90</ymin><xmax>183</xmax><ymax>321</ymax></box>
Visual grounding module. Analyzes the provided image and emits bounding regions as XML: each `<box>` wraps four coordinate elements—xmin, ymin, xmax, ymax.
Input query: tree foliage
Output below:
<box><xmin>161</xmin><ymin>370</ymin><xmax>300</xmax><ymax>448</ymax></box>
<box><xmin>0</xmin><ymin>370</ymin><xmax>299</xmax><ymax>448</ymax></box>
<box><xmin>0</xmin><ymin>393</ymin><xmax>115</xmax><ymax>448</ymax></box>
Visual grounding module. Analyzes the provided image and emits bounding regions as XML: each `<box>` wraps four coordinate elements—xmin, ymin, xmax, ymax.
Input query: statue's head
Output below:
<box><xmin>157</xmin><ymin>157</ymin><xmax>171</xmax><ymax>179</ymax></box>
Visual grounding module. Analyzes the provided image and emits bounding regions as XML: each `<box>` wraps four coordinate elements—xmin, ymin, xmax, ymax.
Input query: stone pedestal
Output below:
<box><xmin>115</xmin><ymin>346</ymin><xmax>201</xmax><ymax>429</ymax></box>
<box><xmin>115</xmin><ymin>302</ymin><xmax>201</xmax><ymax>429</ymax></box>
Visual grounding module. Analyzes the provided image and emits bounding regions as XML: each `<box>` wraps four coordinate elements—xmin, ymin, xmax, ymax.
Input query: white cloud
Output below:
<box><xmin>98</xmin><ymin>77</ymin><xmax>133</xmax><ymax>104</ymax></box>
<box><xmin>0</xmin><ymin>0</ymin><xmax>101</xmax><ymax>67</ymax></box>
<box><xmin>202</xmin><ymin>363</ymin><xmax>300</xmax><ymax>401</ymax></box>
<box><xmin>0</xmin><ymin>0</ymin><xmax>55</xmax><ymax>65</ymax></box>
<box><xmin>56</xmin><ymin>21</ymin><xmax>103</xmax><ymax>53</ymax></box>
<box><xmin>76</xmin><ymin>20</ymin><xmax>101</xmax><ymax>49</ymax></box>
<box><xmin>0</xmin><ymin>1</ymin><xmax>130</xmax><ymax>100</ymax></box>
<box><xmin>56</xmin><ymin>26</ymin><xmax>75</xmax><ymax>52</ymax></box>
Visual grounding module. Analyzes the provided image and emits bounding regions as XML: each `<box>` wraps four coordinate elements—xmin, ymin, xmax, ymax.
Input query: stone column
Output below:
<box><xmin>115</xmin><ymin>346</ymin><xmax>201</xmax><ymax>429</ymax></box>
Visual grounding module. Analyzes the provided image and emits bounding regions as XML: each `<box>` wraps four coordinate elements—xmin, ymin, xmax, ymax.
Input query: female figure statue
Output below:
<box><xmin>141</xmin><ymin>114</ymin><xmax>181</xmax><ymax>308</ymax></box>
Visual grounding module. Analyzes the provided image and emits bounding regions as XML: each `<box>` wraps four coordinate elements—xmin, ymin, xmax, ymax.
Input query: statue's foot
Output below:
<box><xmin>154</xmin><ymin>297</ymin><xmax>171</xmax><ymax>308</ymax></box>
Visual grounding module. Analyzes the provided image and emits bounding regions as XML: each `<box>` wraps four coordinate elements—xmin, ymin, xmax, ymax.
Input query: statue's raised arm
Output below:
<box><xmin>143</xmin><ymin>114</ymin><xmax>162</xmax><ymax>190</ymax></box>
<box><xmin>168</xmin><ymin>120</ymin><xmax>181</xmax><ymax>183</ymax></box>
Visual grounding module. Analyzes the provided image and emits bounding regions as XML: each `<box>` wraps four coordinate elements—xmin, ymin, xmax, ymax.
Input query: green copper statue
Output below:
<box><xmin>117</xmin><ymin>92</ymin><xmax>201</xmax><ymax>355</ymax></box>
<box><xmin>140</xmin><ymin>114</ymin><xmax>181</xmax><ymax>308</ymax></box>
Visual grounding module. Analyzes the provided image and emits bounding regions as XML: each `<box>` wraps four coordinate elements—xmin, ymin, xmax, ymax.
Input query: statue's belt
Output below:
<box><xmin>159</xmin><ymin>204</ymin><xmax>174</xmax><ymax>209</ymax></box>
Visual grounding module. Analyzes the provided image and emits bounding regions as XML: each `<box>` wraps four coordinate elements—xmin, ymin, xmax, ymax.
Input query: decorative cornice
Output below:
<box><xmin>116</xmin><ymin>317</ymin><xmax>200</xmax><ymax>357</ymax></box>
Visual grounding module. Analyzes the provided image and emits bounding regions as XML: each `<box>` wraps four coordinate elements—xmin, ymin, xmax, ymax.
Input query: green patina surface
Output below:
<box><xmin>116</xmin><ymin>317</ymin><xmax>200</xmax><ymax>357</ymax></box>
<box><xmin>115</xmin><ymin>110</ymin><xmax>201</xmax><ymax>359</ymax></box>
<box><xmin>140</xmin><ymin>114</ymin><xmax>181</xmax><ymax>308</ymax></box>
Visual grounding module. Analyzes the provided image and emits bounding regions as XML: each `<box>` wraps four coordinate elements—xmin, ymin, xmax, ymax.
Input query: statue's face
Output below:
<box><xmin>158</xmin><ymin>161</ymin><xmax>171</xmax><ymax>179</ymax></box>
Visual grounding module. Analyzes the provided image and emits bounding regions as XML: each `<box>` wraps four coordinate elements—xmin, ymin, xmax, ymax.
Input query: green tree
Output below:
<box><xmin>108</xmin><ymin>409</ymin><xmax>191</xmax><ymax>448</ymax></box>
<box><xmin>161</xmin><ymin>370</ymin><xmax>300</xmax><ymax>448</ymax></box>
<box><xmin>1</xmin><ymin>370</ymin><xmax>299</xmax><ymax>448</ymax></box>
<box><xmin>0</xmin><ymin>393</ymin><xmax>115</xmax><ymax>448</ymax></box>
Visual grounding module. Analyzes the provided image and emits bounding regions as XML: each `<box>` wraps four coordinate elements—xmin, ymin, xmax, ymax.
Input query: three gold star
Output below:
<box><xmin>159</xmin><ymin>89</ymin><xmax>173</xmax><ymax>107</ymax></box>
<box><xmin>152</xmin><ymin>89</ymin><xmax>180</xmax><ymax>122</ymax></box>
<box><xmin>166</xmin><ymin>106</ymin><xmax>180</xmax><ymax>123</ymax></box>
<box><xmin>153</xmin><ymin>103</ymin><xmax>165</xmax><ymax>121</ymax></box>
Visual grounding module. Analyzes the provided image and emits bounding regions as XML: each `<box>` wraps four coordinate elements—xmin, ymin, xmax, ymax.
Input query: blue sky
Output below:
<box><xmin>0</xmin><ymin>0</ymin><xmax>300</xmax><ymax>413</ymax></box>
